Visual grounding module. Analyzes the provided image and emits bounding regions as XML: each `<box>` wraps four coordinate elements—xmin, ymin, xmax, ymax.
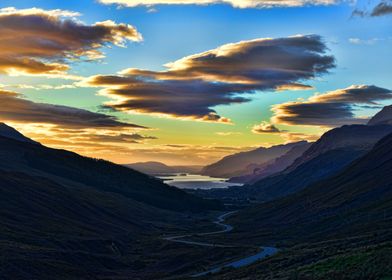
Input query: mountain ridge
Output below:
<box><xmin>201</xmin><ymin>141</ymin><xmax>308</xmax><ymax>178</ymax></box>
<box><xmin>368</xmin><ymin>105</ymin><xmax>392</xmax><ymax>125</ymax></box>
<box><xmin>0</xmin><ymin>123</ymin><xmax>39</xmax><ymax>145</ymax></box>
<box><xmin>229</xmin><ymin>141</ymin><xmax>311</xmax><ymax>184</ymax></box>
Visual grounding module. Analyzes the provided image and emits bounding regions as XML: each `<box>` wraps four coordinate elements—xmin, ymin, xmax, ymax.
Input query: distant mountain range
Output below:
<box><xmin>126</xmin><ymin>161</ymin><xmax>203</xmax><ymax>175</ymax></box>
<box><xmin>0</xmin><ymin>123</ymin><xmax>221</xmax><ymax>278</ymax></box>
<box><xmin>195</xmin><ymin>106</ymin><xmax>392</xmax><ymax>203</ymax></box>
<box><xmin>229</xmin><ymin>141</ymin><xmax>311</xmax><ymax>184</ymax></box>
<box><xmin>201</xmin><ymin>141</ymin><xmax>308</xmax><ymax>178</ymax></box>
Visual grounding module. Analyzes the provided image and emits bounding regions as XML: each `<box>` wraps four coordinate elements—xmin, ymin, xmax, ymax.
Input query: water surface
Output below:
<box><xmin>159</xmin><ymin>173</ymin><xmax>242</xmax><ymax>189</ymax></box>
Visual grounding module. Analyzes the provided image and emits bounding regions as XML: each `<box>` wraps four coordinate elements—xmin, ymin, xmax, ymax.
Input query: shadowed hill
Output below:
<box><xmin>126</xmin><ymin>161</ymin><xmax>203</xmax><ymax>175</ymax></box>
<box><xmin>0</xmin><ymin>169</ymin><xmax>191</xmax><ymax>278</ymax></box>
<box><xmin>0</xmin><ymin>124</ymin><xmax>222</xmax><ymax>278</ymax></box>
<box><xmin>0</xmin><ymin>125</ymin><xmax>221</xmax><ymax>212</ymax></box>
<box><xmin>229</xmin><ymin>132</ymin><xmax>392</xmax><ymax>244</ymax></box>
<box><xmin>126</xmin><ymin>161</ymin><xmax>175</xmax><ymax>174</ymax></box>
<box><xmin>286</xmin><ymin>124</ymin><xmax>392</xmax><ymax>172</ymax></box>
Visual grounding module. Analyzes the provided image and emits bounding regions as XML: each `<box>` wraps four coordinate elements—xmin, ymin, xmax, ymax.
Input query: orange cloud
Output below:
<box><xmin>0</xmin><ymin>90</ymin><xmax>144</xmax><ymax>129</ymax></box>
<box><xmin>0</xmin><ymin>7</ymin><xmax>142</xmax><ymax>77</ymax></box>
<box><xmin>252</xmin><ymin>122</ymin><xmax>281</xmax><ymax>134</ymax></box>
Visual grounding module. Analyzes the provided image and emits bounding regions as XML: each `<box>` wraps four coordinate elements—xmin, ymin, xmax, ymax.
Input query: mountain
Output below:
<box><xmin>126</xmin><ymin>161</ymin><xmax>175</xmax><ymax>174</ymax></box>
<box><xmin>196</xmin><ymin>124</ymin><xmax>392</xmax><ymax>202</ymax></box>
<box><xmin>126</xmin><ymin>161</ymin><xmax>203</xmax><ymax>175</ymax></box>
<box><xmin>171</xmin><ymin>165</ymin><xmax>203</xmax><ymax>174</ymax></box>
<box><xmin>209</xmin><ymin>132</ymin><xmax>392</xmax><ymax>280</ymax></box>
<box><xmin>0</xmin><ymin>128</ymin><xmax>220</xmax><ymax>212</ymax></box>
<box><xmin>251</xmin><ymin>124</ymin><xmax>392</xmax><ymax>199</ymax></box>
<box><xmin>286</xmin><ymin>124</ymin><xmax>392</xmax><ymax>173</ymax></box>
<box><xmin>201</xmin><ymin>141</ymin><xmax>307</xmax><ymax>178</ymax></box>
<box><xmin>368</xmin><ymin>105</ymin><xmax>392</xmax><ymax>125</ymax></box>
<box><xmin>229</xmin><ymin>131</ymin><xmax>392</xmax><ymax>244</ymax></box>
<box><xmin>0</xmin><ymin>125</ymin><xmax>222</xmax><ymax>278</ymax></box>
<box><xmin>229</xmin><ymin>141</ymin><xmax>311</xmax><ymax>184</ymax></box>
<box><xmin>0</xmin><ymin>123</ymin><xmax>38</xmax><ymax>144</ymax></box>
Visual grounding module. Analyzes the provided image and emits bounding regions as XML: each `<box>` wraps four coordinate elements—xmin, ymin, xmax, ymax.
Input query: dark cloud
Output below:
<box><xmin>72</xmin><ymin>133</ymin><xmax>156</xmax><ymax>143</ymax></box>
<box><xmin>280</xmin><ymin>132</ymin><xmax>320</xmax><ymax>142</ymax></box>
<box><xmin>84</xmin><ymin>35</ymin><xmax>335</xmax><ymax>122</ymax></box>
<box><xmin>95</xmin><ymin>77</ymin><xmax>249</xmax><ymax>123</ymax></box>
<box><xmin>82</xmin><ymin>133</ymin><xmax>156</xmax><ymax>143</ymax></box>
<box><xmin>352</xmin><ymin>1</ymin><xmax>392</xmax><ymax>17</ymax></box>
<box><xmin>272</xmin><ymin>85</ymin><xmax>392</xmax><ymax>127</ymax></box>
<box><xmin>0</xmin><ymin>7</ymin><xmax>141</xmax><ymax>77</ymax></box>
<box><xmin>371</xmin><ymin>1</ymin><xmax>392</xmax><ymax>16</ymax></box>
<box><xmin>0</xmin><ymin>90</ymin><xmax>145</xmax><ymax>129</ymax></box>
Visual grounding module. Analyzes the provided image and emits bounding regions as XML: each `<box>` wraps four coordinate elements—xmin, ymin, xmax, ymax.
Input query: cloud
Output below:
<box><xmin>215</xmin><ymin>131</ymin><xmax>243</xmax><ymax>136</ymax></box>
<box><xmin>0</xmin><ymin>7</ymin><xmax>142</xmax><ymax>77</ymax></box>
<box><xmin>348</xmin><ymin>38</ymin><xmax>380</xmax><ymax>45</ymax></box>
<box><xmin>1</xmin><ymin>83</ymin><xmax>77</xmax><ymax>91</ymax></box>
<box><xmin>83</xmin><ymin>35</ymin><xmax>335</xmax><ymax>123</ymax></box>
<box><xmin>280</xmin><ymin>131</ymin><xmax>320</xmax><ymax>142</ymax></box>
<box><xmin>252</xmin><ymin>122</ymin><xmax>281</xmax><ymax>133</ymax></box>
<box><xmin>99</xmin><ymin>0</ymin><xmax>338</xmax><ymax>9</ymax></box>
<box><xmin>0</xmin><ymin>90</ymin><xmax>157</xmax><ymax>163</ymax></box>
<box><xmin>0</xmin><ymin>90</ymin><xmax>144</xmax><ymax>129</ymax></box>
<box><xmin>271</xmin><ymin>85</ymin><xmax>392</xmax><ymax>127</ymax></box>
<box><xmin>352</xmin><ymin>0</ymin><xmax>392</xmax><ymax>17</ymax></box>
<box><xmin>251</xmin><ymin>121</ymin><xmax>320</xmax><ymax>142</ymax></box>
<box><xmin>72</xmin><ymin>133</ymin><xmax>157</xmax><ymax>143</ymax></box>
<box><xmin>371</xmin><ymin>1</ymin><xmax>392</xmax><ymax>16</ymax></box>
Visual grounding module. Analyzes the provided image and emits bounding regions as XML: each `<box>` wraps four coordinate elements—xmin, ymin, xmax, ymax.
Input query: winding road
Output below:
<box><xmin>162</xmin><ymin>211</ymin><xmax>278</xmax><ymax>277</ymax></box>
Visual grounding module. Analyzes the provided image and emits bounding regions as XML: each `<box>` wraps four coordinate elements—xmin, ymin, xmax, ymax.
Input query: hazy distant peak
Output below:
<box><xmin>368</xmin><ymin>105</ymin><xmax>392</xmax><ymax>126</ymax></box>
<box><xmin>0</xmin><ymin>123</ymin><xmax>38</xmax><ymax>144</ymax></box>
<box><xmin>201</xmin><ymin>140</ymin><xmax>309</xmax><ymax>178</ymax></box>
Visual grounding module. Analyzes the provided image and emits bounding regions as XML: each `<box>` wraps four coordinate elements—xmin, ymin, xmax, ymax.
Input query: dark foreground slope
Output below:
<box><xmin>230</xmin><ymin>132</ymin><xmax>392</xmax><ymax>243</ymax></box>
<box><xmin>206</xmin><ymin>133</ymin><xmax>392</xmax><ymax>280</ymax></box>
<box><xmin>0</xmin><ymin>124</ymin><xmax>222</xmax><ymax>279</ymax></box>
<box><xmin>0</xmin><ymin>170</ymin><xmax>173</xmax><ymax>278</ymax></box>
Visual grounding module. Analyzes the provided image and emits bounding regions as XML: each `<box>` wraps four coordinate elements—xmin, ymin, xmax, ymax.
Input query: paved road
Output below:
<box><xmin>162</xmin><ymin>211</ymin><xmax>279</xmax><ymax>277</ymax></box>
<box><xmin>162</xmin><ymin>211</ymin><xmax>238</xmax><ymax>248</ymax></box>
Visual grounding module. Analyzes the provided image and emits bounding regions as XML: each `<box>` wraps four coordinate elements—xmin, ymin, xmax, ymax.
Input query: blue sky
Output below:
<box><xmin>0</xmin><ymin>0</ymin><xmax>391</xmax><ymax>164</ymax></box>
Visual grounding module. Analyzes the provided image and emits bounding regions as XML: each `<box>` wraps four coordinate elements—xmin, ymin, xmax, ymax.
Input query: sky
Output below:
<box><xmin>0</xmin><ymin>0</ymin><xmax>391</xmax><ymax>165</ymax></box>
